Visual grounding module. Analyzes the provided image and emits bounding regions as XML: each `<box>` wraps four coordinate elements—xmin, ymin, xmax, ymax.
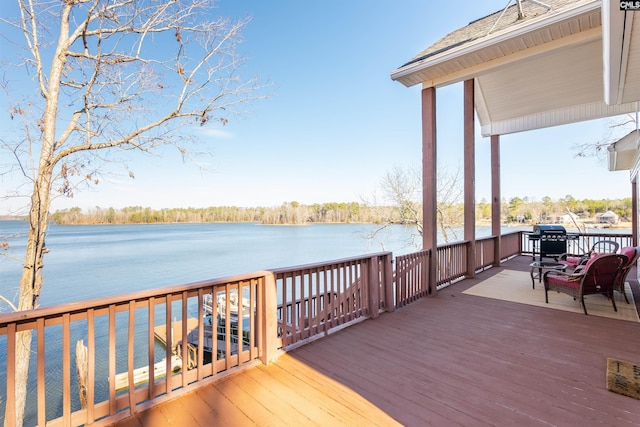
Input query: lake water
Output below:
<box><xmin>1</xmin><ymin>220</ymin><xmax>629</xmax><ymax>309</ymax></box>
<box><xmin>0</xmin><ymin>220</ymin><xmax>434</xmax><ymax>308</ymax></box>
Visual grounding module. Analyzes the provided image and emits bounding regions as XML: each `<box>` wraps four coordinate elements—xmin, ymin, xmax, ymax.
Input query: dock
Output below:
<box><xmin>153</xmin><ymin>317</ymin><xmax>199</xmax><ymax>350</ymax></box>
<box><xmin>112</xmin><ymin>318</ymin><xmax>200</xmax><ymax>391</ymax></box>
<box><xmin>113</xmin><ymin>355</ymin><xmax>182</xmax><ymax>392</ymax></box>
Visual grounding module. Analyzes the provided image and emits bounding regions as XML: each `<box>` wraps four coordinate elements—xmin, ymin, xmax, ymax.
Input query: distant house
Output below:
<box><xmin>597</xmin><ymin>210</ymin><xmax>619</xmax><ymax>224</ymax></box>
<box><xmin>549</xmin><ymin>212</ymin><xmax>579</xmax><ymax>224</ymax></box>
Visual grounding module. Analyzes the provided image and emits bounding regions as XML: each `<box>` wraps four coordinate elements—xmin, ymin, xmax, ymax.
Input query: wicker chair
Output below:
<box><xmin>557</xmin><ymin>240</ymin><xmax>620</xmax><ymax>270</ymax></box>
<box><xmin>613</xmin><ymin>246</ymin><xmax>640</xmax><ymax>304</ymax></box>
<box><xmin>543</xmin><ymin>253</ymin><xmax>627</xmax><ymax>315</ymax></box>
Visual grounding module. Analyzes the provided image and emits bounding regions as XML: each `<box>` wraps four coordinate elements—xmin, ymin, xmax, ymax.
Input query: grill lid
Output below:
<box><xmin>532</xmin><ymin>224</ymin><xmax>567</xmax><ymax>234</ymax></box>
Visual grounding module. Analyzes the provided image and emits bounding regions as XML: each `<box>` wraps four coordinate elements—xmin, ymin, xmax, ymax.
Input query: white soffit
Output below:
<box><xmin>475</xmin><ymin>38</ymin><xmax>640</xmax><ymax>136</ymax></box>
<box><xmin>479</xmin><ymin>101</ymin><xmax>638</xmax><ymax>136</ymax></box>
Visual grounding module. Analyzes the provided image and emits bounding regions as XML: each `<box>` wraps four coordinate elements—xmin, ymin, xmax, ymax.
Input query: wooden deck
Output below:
<box><xmin>114</xmin><ymin>256</ymin><xmax>640</xmax><ymax>426</ymax></box>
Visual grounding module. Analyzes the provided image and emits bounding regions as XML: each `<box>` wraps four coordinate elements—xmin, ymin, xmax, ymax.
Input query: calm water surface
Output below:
<box><xmin>1</xmin><ymin>220</ymin><xmax>625</xmax><ymax>308</ymax></box>
<box><xmin>0</xmin><ymin>220</ymin><xmax>427</xmax><ymax>307</ymax></box>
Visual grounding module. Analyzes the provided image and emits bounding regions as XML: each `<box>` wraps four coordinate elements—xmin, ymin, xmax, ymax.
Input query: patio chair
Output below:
<box><xmin>557</xmin><ymin>240</ymin><xmax>620</xmax><ymax>270</ymax></box>
<box><xmin>543</xmin><ymin>253</ymin><xmax>627</xmax><ymax>315</ymax></box>
<box><xmin>613</xmin><ymin>246</ymin><xmax>640</xmax><ymax>304</ymax></box>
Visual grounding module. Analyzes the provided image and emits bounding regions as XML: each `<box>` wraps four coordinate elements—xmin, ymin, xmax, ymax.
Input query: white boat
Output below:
<box><xmin>203</xmin><ymin>292</ymin><xmax>251</xmax><ymax>325</ymax></box>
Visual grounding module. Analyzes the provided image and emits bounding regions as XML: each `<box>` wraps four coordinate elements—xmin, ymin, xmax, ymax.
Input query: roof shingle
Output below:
<box><xmin>400</xmin><ymin>0</ymin><xmax>585</xmax><ymax>68</ymax></box>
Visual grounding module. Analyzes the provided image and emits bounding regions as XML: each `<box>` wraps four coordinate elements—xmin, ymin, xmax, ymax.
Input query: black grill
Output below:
<box><xmin>530</xmin><ymin>224</ymin><xmax>568</xmax><ymax>259</ymax></box>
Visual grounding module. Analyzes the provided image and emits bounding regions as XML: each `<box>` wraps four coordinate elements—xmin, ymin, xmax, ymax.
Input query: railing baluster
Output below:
<box><xmin>165</xmin><ymin>295</ymin><xmax>172</xmax><ymax>394</ymax></box>
<box><xmin>62</xmin><ymin>313</ymin><xmax>71</xmax><ymax>425</ymax></box>
<box><xmin>108</xmin><ymin>304</ymin><xmax>116</xmax><ymax>415</ymax></box>
<box><xmin>197</xmin><ymin>289</ymin><xmax>205</xmax><ymax>380</ymax></box>
<box><xmin>87</xmin><ymin>308</ymin><xmax>95</xmax><ymax>423</ymax></box>
<box><xmin>213</xmin><ymin>289</ymin><xmax>221</xmax><ymax>374</ymax></box>
<box><xmin>37</xmin><ymin>318</ymin><xmax>45</xmax><ymax>426</ymax></box>
<box><xmin>127</xmin><ymin>301</ymin><xmax>136</xmax><ymax>413</ymax></box>
<box><xmin>224</xmin><ymin>284</ymin><xmax>231</xmax><ymax>370</ymax></box>
<box><xmin>148</xmin><ymin>298</ymin><xmax>155</xmax><ymax>399</ymax></box>
<box><xmin>181</xmin><ymin>291</ymin><xmax>188</xmax><ymax>388</ymax></box>
<box><xmin>6</xmin><ymin>323</ymin><xmax>16</xmax><ymax>427</ymax></box>
<box><xmin>306</xmin><ymin>269</ymin><xmax>312</xmax><ymax>337</ymax></box>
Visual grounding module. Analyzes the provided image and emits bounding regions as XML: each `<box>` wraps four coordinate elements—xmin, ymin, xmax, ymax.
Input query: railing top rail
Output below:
<box><xmin>564</xmin><ymin>232</ymin><xmax>633</xmax><ymax>237</ymax></box>
<box><xmin>436</xmin><ymin>240</ymin><xmax>469</xmax><ymax>248</ymax></box>
<box><xmin>395</xmin><ymin>248</ymin><xmax>430</xmax><ymax>259</ymax></box>
<box><xmin>0</xmin><ymin>270</ymin><xmax>272</xmax><ymax>325</ymax></box>
<box><xmin>435</xmin><ymin>229</ymin><xmax>526</xmax><ymax>249</ymax></box>
<box><xmin>270</xmin><ymin>251</ymin><xmax>392</xmax><ymax>274</ymax></box>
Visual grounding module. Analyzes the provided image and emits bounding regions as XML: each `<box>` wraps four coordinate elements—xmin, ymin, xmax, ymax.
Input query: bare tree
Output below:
<box><xmin>435</xmin><ymin>165</ymin><xmax>464</xmax><ymax>242</ymax></box>
<box><xmin>366</xmin><ymin>164</ymin><xmax>463</xmax><ymax>248</ymax></box>
<box><xmin>0</xmin><ymin>1</ymin><xmax>263</xmax><ymax>424</ymax></box>
<box><xmin>573</xmin><ymin>113</ymin><xmax>637</xmax><ymax>159</ymax></box>
<box><xmin>380</xmin><ymin>165</ymin><xmax>423</xmax><ymax>235</ymax></box>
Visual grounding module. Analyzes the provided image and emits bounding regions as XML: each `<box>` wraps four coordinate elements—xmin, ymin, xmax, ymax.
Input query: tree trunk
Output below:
<box><xmin>7</xmin><ymin>177</ymin><xmax>53</xmax><ymax>427</ymax></box>
<box><xmin>76</xmin><ymin>340</ymin><xmax>88</xmax><ymax>410</ymax></box>
<box><xmin>6</xmin><ymin>0</ymin><xmax>64</xmax><ymax>417</ymax></box>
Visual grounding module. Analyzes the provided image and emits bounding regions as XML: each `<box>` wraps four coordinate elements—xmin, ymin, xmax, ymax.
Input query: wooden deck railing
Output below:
<box><xmin>436</xmin><ymin>241</ymin><xmax>467</xmax><ymax>289</ymax></box>
<box><xmin>501</xmin><ymin>231</ymin><xmax>523</xmax><ymax>259</ymax></box>
<box><xmin>394</xmin><ymin>249</ymin><xmax>430</xmax><ymax>308</ymax></box>
<box><xmin>272</xmin><ymin>252</ymin><xmax>394</xmax><ymax>348</ymax></box>
<box><xmin>0</xmin><ymin>231</ymin><xmax>633</xmax><ymax>426</ymax></box>
<box><xmin>396</xmin><ymin>230</ymin><xmax>630</xmax><ymax>295</ymax></box>
<box><xmin>520</xmin><ymin>231</ymin><xmax>634</xmax><ymax>258</ymax></box>
<box><xmin>0</xmin><ymin>253</ymin><xmax>394</xmax><ymax>426</ymax></box>
<box><xmin>0</xmin><ymin>272</ymin><xmax>277</xmax><ymax>427</ymax></box>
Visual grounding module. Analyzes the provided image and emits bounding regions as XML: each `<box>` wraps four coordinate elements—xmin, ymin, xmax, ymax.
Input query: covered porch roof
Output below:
<box><xmin>391</xmin><ymin>0</ymin><xmax>640</xmax><ymax>137</ymax></box>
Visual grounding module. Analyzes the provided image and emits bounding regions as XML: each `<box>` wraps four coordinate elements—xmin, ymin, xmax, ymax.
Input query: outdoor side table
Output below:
<box><xmin>529</xmin><ymin>261</ymin><xmax>567</xmax><ymax>289</ymax></box>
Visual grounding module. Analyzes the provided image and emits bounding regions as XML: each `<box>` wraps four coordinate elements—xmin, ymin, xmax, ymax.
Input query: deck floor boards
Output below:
<box><xmin>114</xmin><ymin>256</ymin><xmax>640</xmax><ymax>426</ymax></box>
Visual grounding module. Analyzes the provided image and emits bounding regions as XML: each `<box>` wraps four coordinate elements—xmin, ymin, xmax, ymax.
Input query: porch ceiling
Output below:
<box><xmin>391</xmin><ymin>0</ymin><xmax>640</xmax><ymax>137</ymax></box>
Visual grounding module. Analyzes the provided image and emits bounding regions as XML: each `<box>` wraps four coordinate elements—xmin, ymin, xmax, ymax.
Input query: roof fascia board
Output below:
<box><xmin>617</xmin><ymin>13</ymin><xmax>634</xmax><ymax>103</ymax></box>
<box><xmin>391</xmin><ymin>1</ymin><xmax>600</xmax><ymax>87</ymax></box>
<box><xmin>630</xmin><ymin>148</ymin><xmax>640</xmax><ymax>180</ymax></box>
<box><xmin>608</xmin><ymin>147</ymin><xmax>618</xmax><ymax>170</ymax></box>
<box><xmin>421</xmin><ymin>27</ymin><xmax>601</xmax><ymax>89</ymax></box>
<box><xmin>474</xmin><ymin>78</ymin><xmax>490</xmax><ymax>130</ymax></box>
<box><xmin>603</xmin><ymin>0</ymin><xmax>633</xmax><ymax>105</ymax></box>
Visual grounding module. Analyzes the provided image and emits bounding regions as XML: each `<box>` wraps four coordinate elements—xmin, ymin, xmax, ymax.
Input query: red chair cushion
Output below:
<box><xmin>545</xmin><ymin>274</ymin><xmax>581</xmax><ymax>289</ymax></box>
<box><xmin>560</xmin><ymin>256</ymin><xmax>582</xmax><ymax>268</ymax></box>
<box><xmin>620</xmin><ymin>246</ymin><xmax>635</xmax><ymax>266</ymax></box>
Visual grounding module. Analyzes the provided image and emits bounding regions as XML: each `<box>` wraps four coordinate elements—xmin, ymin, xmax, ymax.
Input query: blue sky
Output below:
<box><xmin>1</xmin><ymin>1</ymin><xmax>635</xmax><ymax>215</ymax></box>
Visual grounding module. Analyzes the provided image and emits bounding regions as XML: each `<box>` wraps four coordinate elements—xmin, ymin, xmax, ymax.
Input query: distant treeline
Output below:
<box><xmin>494</xmin><ymin>196</ymin><xmax>632</xmax><ymax>224</ymax></box>
<box><xmin>49</xmin><ymin>202</ymin><xmax>400</xmax><ymax>225</ymax></box>
<box><xmin>48</xmin><ymin>196</ymin><xmax>633</xmax><ymax>226</ymax></box>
